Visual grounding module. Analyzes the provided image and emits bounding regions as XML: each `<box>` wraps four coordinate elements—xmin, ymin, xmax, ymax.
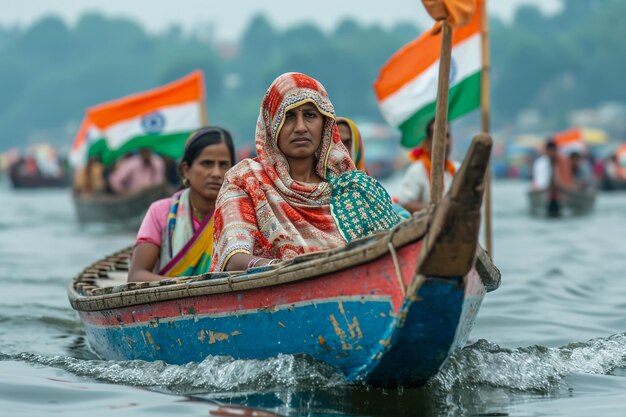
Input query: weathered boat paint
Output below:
<box><xmin>76</xmin><ymin>241</ymin><xmax>486</xmax><ymax>385</ymax></box>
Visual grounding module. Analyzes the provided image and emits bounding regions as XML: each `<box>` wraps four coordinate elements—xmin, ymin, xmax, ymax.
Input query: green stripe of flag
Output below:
<box><xmin>399</xmin><ymin>71</ymin><xmax>481</xmax><ymax>148</ymax></box>
<box><xmin>87</xmin><ymin>131</ymin><xmax>192</xmax><ymax>166</ymax></box>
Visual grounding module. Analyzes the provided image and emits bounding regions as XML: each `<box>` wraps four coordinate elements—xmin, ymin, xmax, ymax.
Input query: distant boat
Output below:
<box><xmin>528</xmin><ymin>186</ymin><xmax>596</xmax><ymax>217</ymax></box>
<box><xmin>599</xmin><ymin>143</ymin><xmax>626</xmax><ymax>191</ymax></box>
<box><xmin>8</xmin><ymin>159</ymin><xmax>70</xmax><ymax>189</ymax></box>
<box><xmin>72</xmin><ymin>183</ymin><xmax>172</xmax><ymax>226</ymax></box>
<box><xmin>68</xmin><ymin>135</ymin><xmax>499</xmax><ymax>387</ymax></box>
<box><xmin>600</xmin><ymin>174</ymin><xmax>626</xmax><ymax>191</ymax></box>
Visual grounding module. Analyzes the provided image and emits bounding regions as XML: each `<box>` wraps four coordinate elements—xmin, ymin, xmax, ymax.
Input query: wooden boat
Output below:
<box><xmin>600</xmin><ymin>169</ymin><xmax>626</xmax><ymax>191</ymax></box>
<box><xmin>68</xmin><ymin>134</ymin><xmax>500</xmax><ymax>387</ymax></box>
<box><xmin>599</xmin><ymin>144</ymin><xmax>626</xmax><ymax>191</ymax></box>
<box><xmin>73</xmin><ymin>183</ymin><xmax>172</xmax><ymax>225</ymax></box>
<box><xmin>8</xmin><ymin>161</ymin><xmax>70</xmax><ymax>189</ymax></box>
<box><xmin>600</xmin><ymin>175</ymin><xmax>626</xmax><ymax>191</ymax></box>
<box><xmin>528</xmin><ymin>186</ymin><xmax>596</xmax><ymax>217</ymax></box>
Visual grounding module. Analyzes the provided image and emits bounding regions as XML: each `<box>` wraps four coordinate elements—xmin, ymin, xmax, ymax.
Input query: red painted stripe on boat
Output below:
<box><xmin>80</xmin><ymin>240</ymin><xmax>422</xmax><ymax>326</ymax></box>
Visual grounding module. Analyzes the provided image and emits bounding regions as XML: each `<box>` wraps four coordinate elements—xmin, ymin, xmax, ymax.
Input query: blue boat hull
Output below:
<box><xmin>79</xmin><ymin>263</ymin><xmax>485</xmax><ymax>385</ymax></box>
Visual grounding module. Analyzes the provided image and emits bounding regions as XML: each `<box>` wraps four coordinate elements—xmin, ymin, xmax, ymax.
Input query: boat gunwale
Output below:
<box><xmin>69</xmin><ymin>212</ymin><xmax>500</xmax><ymax>313</ymax></box>
<box><xmin>527</xmin><ymin>186</ymin><xmax>597</xmax><ymax>200</ymax></box>
<box><xmin>69</xmin><ymin>209</ymin><xmax>435</xmax><ymax>312</ymax></box>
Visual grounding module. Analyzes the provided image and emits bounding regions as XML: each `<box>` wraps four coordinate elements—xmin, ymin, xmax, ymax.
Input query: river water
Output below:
<box><xmin>1</xmin><ymin>178</ymin><xmax>625</xmax><ymax>417</ymax></box>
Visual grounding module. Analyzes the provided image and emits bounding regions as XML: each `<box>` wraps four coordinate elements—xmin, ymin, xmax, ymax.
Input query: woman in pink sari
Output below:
<box><xmin>128</xmin><ymin>127</ymin><xmax>235</xmax><ymax>282</ymax></box>
<box><xmin>211</xmin><ymin>72</ymin><xmax>400</xmax><ymax>272</ymax></box>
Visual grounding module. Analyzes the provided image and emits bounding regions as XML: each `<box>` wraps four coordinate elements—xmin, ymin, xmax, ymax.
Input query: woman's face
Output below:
<box><xmin>337</xmin><ymin>123</ymin><xmax>353</xmax><ymax>157</ymax></box>
<box><xmin>182</xmin><ymin>142</ymin><xmax>232</xmax><ymax>201</ymax></box>
<box><xmin>277</xmin><ymin>102</ymin><xmax>324</xmax><ymax>163</ymax></box>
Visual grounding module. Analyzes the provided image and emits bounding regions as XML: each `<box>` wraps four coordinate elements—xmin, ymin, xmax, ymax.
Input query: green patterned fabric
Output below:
<box><xmin>329</xmin><ymin>170</ymin><xmax>401</xmax><ymax>242</ymax></box>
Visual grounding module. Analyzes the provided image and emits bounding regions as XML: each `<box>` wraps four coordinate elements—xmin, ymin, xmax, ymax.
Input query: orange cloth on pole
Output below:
<box><xmin>408</xmin><ymin>147</ymin><xmax>457</xmax><ymax>178</ymax></box>
<box><xmin>422</xmin><ymin>0</ymin><xmax>476</xmax><ymax>33</ymax></box>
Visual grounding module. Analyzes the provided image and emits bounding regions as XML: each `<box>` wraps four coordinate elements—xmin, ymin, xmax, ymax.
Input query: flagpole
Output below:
<box><xmin>430</xmin><ymin>21</ymin><xmax>453</xmax><ymax>205</ymax></box>
<box><xmin>200</xmin><ymin>100</ymin><xmax>209</xmax><ymax>126</ymax></box>
<box><xmin>480</xmin><ymin>0</ymin><xmax>493</xmax><ymax>257</ymax></box>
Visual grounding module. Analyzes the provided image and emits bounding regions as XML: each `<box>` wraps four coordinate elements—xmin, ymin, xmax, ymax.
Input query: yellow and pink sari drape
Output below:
<box><xmin>159</xmin><ymin>188</ymin><xmax>214</xmax><ymax>277</ymax></box>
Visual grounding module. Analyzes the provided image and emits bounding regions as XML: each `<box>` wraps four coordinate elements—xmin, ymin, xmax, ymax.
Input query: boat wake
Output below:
<box><xmin>432</xmin><ymin>333</ymin><xmax>626</xmax><ymax>392</ymax></box>
<box><xmin>1</xmin><ymin>333</ymin><xmax>624</xmax><ymax>395</ymax></box>
<box><xmin>0</xmin><ymin>351</ymin><xmax>344</xmax><ymax>394</ymax></box>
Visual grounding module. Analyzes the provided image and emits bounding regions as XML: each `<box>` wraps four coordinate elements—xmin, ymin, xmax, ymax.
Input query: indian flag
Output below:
<box><xmin>374</xmin><ymin>2</ymin><xmax>483</xmax><ymax>148</ymax></box>
<box><xmin>553</xmin><ymin>127</ymin><xmax>587</xmax><ymax>155</ymax></box>
<box><xmin>70</xmin><ymin>71</ymin><xmax>206</xmax><ymax>167</ymax></box>
<box><xmin>69</xmin><ymin>116</ymin><xmax>100</xmax><ymax>168</ymax></box>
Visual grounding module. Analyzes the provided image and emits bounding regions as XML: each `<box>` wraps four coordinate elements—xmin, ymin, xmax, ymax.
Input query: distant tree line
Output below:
<box><xmin>0</xmin><ymin>0</ymin><xmax>623</xmax><ymax>151</ymax></box>
<box><xmin>489</xmin><ymin>0</ymin><xmax>623</xmax><ymax>131</ymax></box>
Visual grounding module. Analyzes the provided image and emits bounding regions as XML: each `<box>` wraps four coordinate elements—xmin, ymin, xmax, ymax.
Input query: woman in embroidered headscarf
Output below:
<box><xmin>336</xmin><ymin>117</ymin><xmax>366</xmax><ymax>172</ymax></box>
<box><xmin>211</xmin><ymin>72</ymin><xmax>401</xmax><ymax>272</ymax></box>
<box><xmin>128</xmin><ymin>127</ymin><xmax>236</xmax><ymax>282</ymax></box>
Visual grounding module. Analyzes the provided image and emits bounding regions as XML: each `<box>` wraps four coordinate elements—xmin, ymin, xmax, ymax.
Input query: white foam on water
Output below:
<box><xmin>2</xmin><ymin>352</ymin><xmax>344</xmax><ymax>394</ymax></box>
<box><xmin>432</xmin><ymin>333</ymin><xmax>626</xmax><ymax>392</ymax></box>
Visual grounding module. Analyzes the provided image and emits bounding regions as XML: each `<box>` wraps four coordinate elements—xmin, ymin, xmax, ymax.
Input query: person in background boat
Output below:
<box><xmin>569</xmin><ymin>151</ymin><xmax>594</xmax><ymax>191</ymax></box>
<box><xmin>108</xmin><ymin>148</ymin><xmax>165</xmax><ymax>195</ymax></box>
<box><xmin>19</xmin><ymin>156</ymin><xmax>40</xmax><ymax>177</ymax></box>
<box><xmin>604</xmin><ymin>153</ymin><xmax>626</xmax><ymax>182</ymax></box>
<box><xmin>237</xmin><ymin>144</ymin><xmax>254</xmax><ymax>161</ymax></box>
<box><xmin>210</xmin><ymin>72</ymin><xmax>401</xmax><ymax>272</ymax></box>
<box><xmin>531</xmin><ymin>139</ymin><xmax>572</xmax><ymax>190</ymax></box>
<box><xmin>127</xmin><ymin>127</ymin><xmax>235</xmax><ymax>282</ymax></box>
<box><xmin>395</xmin><ymin>118</ymin><xmax>460</xmax><ymax>213</ymax></box>
<box><xmin>163</xmin><ymin>157</ymin><xmax>182</xmax><ymax>189</ymax></box>
<box><xmin>33</xmin><ymin>146</ymin><xmax>63</xmax><ymax>178</ymax></box>
<box><xmin>73</xmin><ymin>156</ymin><xmax>106</xmax><ymax>195</ymax></box>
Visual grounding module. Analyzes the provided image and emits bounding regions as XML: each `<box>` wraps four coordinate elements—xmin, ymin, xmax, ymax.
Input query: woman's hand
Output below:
<box><xmin>224</xmin><ymin>253</ymin><xmax>277</xmax><ymax>271</ymax></box>
<box><xmin>128</xmin><ymin>243</ymin><xmax>164</xmax><ymax>282</ymax></box>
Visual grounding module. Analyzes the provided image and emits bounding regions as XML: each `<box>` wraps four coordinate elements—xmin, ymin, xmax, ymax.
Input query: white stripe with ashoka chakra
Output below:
<box><xmin>103</xmin><ymin>101</ymin><xmax>202</xmax><ymax>150</ymax></box>
<box><xmin>378</xmin><ymin>35</ymin><xmax>481</xmax><ymax>127</ymax></box>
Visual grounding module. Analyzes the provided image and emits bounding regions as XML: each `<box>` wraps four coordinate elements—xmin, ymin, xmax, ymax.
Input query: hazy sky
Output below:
<box><xmin>3</xmin><ymin>0</ymin><xmax>562</xmax><ymax>41</ymax></box>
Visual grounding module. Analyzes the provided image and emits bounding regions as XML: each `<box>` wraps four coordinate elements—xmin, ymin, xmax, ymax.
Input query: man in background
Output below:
<box><xmin>396</xmin><ymin>118</ymin><xmax>459</xmax><ymax>213</ymax></box>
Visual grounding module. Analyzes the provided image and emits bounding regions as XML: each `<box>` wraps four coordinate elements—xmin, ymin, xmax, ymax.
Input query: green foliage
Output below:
<box><xmin>490</xmin><ymin>0</ymin><xmax>626</xmax><ymax>129</ymax></box>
